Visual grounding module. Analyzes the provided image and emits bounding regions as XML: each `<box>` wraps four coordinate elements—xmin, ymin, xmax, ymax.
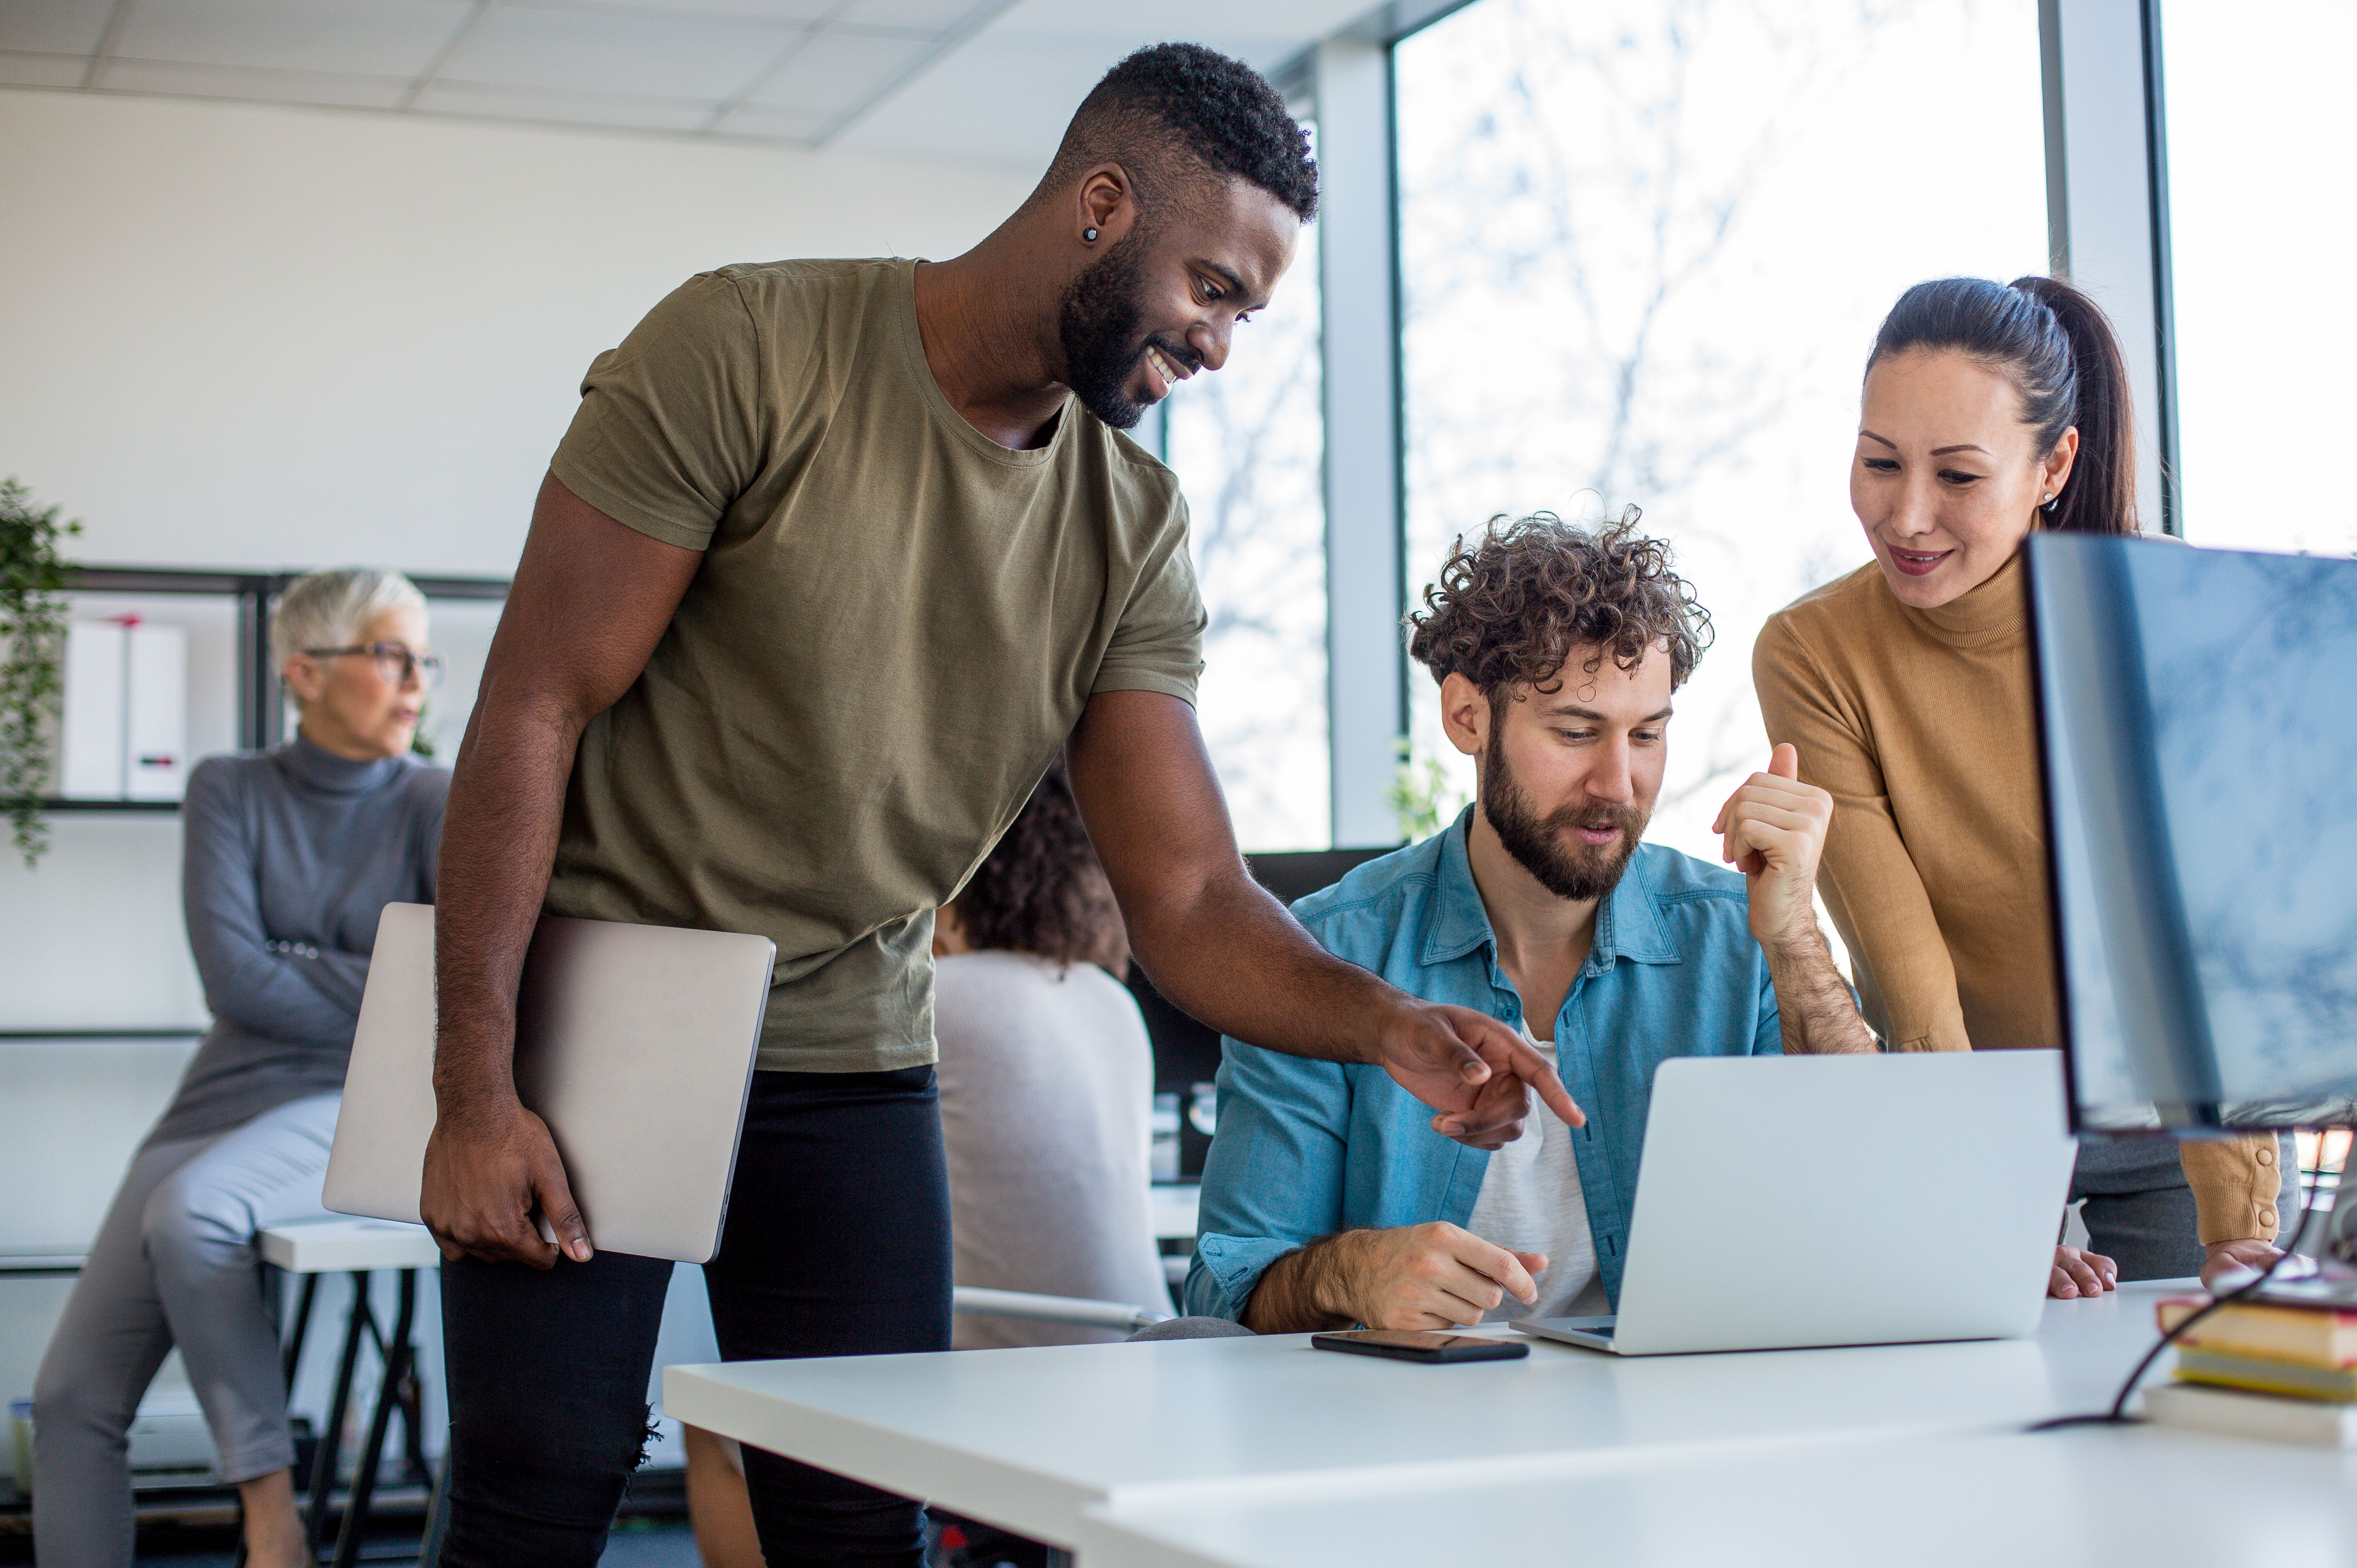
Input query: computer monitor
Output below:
<box><xmin>2028</xmin><ymin>533</ymin><xmax>2357</xmax><ymax>1135</ymax></box>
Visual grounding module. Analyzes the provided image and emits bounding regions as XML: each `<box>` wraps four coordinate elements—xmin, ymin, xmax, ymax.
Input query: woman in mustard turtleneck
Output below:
<box><xmin>1755</xmin><ymin>276</ymin><xmax>2290</xmax><ymax>1296</ymax></box>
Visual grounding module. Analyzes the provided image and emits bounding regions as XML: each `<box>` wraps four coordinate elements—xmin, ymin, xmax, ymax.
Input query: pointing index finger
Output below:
<box><xmin>1504</xmin><ymin>1036</ymin><xmax>1585</xmax><ymax>1127</ymax></box>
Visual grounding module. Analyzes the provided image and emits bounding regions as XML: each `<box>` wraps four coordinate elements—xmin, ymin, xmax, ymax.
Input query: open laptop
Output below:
<box><xmin>1513</xmin><ymin>1051</ymin><xmax>2076</xmax><ymax>1355</ymax></box>
<box><xmin>323</xmin><ymin>903</ymin><xmax>775</xmax><ymax>1264</ymax></box>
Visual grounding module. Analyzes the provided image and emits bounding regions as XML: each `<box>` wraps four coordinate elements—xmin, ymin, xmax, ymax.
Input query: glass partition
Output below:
<box><xmin>1394</xmin><ymin>0</ymin><xmax>2049</xmax><ymax>856</ymax></box>
<box><xmin>1163</xmin><ymin>191</ymin><xmax>1331</xmax><ymax>850</ymax></box>
<box><xmin>2163</xmin><ymin>0</ymin><xmax>2357</xmax><ymax>558</ymax></box>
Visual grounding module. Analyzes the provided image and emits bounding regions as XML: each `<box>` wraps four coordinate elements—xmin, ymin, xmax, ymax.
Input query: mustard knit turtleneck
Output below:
<box><xmin>1755</xmin><ymin>552</ymin><xmax>2280</xmax><ymax>1246</ymax></box>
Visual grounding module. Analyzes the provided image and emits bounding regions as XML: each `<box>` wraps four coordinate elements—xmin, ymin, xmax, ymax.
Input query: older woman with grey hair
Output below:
<box><xmin>33</xmin><ymin>569</ymin><xmax>450</xmax><ymax>1568</ymax></box>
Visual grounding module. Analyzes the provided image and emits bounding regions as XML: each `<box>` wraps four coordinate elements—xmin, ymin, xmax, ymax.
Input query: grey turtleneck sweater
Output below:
<box><xmin>149</xmin><ymin>736</ymin><xmax>449</xmax><ymax>1148</ymax></box>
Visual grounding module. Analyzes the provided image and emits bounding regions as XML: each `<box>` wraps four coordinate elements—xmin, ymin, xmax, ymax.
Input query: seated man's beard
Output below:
<box><xmin>1056</xmin><ymin>232</ymin><xmax>1171</xmax><ymax>431</ymax></box>
<box><xmin>1481</xmin><ymin>725</ymin><xmax>1648</xmax><ymax>903</ymax></box>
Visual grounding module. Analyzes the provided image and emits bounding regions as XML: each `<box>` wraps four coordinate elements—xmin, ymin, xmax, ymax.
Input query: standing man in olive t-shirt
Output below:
<box><xmin>419</xmin><ymin>43</ymin><xmax>1580</xmax><ymax>1567</ymax></box>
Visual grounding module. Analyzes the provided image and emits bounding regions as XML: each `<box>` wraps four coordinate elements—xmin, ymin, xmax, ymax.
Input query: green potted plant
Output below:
<box><xmin>0</xmin><ymin>478</ymin><xmax>81</xmax><ymax>868</ymax></box>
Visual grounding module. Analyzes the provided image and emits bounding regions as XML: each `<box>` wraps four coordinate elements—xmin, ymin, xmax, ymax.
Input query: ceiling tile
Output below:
<box><xmin>828</xmin><ymin>3</ymin><xmax>1350</xmax><ymax>162</ymax></box>
<box><xmin>714</xmin><ymin>101</ymin><xmax>828</xmax><ymax>141</ymax></box>
<box><xmin>838</xmin><ymin>0</ymin><xmax>998</xmax><ymax>31</ymax></box>
<box><xmin>436</xmin><ymin>5</ymin><xmax>798</xmax><ymax>99</ymax></box>
<box><xmin>523</xmin><ymin>0</ymin><xmax>833</xmax><ymax>20</ymax></box>
<box><xmin>0</xmin><ymin>0</ymin><xmax>116</xmax><ymax>57</ymax></box>
<box><xmin>93</xmin><ymin>57</ymin><xmax>410</xmax><ymax>108</ymax></box>
<box><xmin>412</xmin><ymin>77</ymin><xmax>717</xmax><ymax>132</ymax></box>
<box><xmin>113</xmin><ymin>0</ymin><xmax>475</xmax><ymax>77</ymax></box>
<box><xmin>735</xmin><ymin>27</ymin><xmax>927</xmax><ymax>116</ymax></box>
<box><xmin>0</xmin><ymin>49</ymin><xmax>90</xmax><ymax>88</ymax></box>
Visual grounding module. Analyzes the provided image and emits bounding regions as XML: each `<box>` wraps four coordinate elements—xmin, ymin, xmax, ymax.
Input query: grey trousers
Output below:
<box><xmin>2069</xmin><ymin>1132</ymin><xmax>2299</xmax><ymax>1281</ymax></box>
<box><xmin>32</xmin><ymin>1091</ymin><xmax>339</xmax><ymax>1568</ymax></box>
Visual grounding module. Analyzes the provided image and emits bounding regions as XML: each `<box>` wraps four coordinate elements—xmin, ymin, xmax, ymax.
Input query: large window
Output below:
<box><xmin>1394</xmin><ymin>0</ymin><xmax>2048</xmax><ymax>859</ymax></box>
<box><xmin>2164</xmin><ymin>0</ymin><xmax>2357</xmax><ymax>558</ymax></box>
<box><xmin>1163</xmin><ymin>197</ymin><xmax>1330</xmax><ymax>851</ymax></box>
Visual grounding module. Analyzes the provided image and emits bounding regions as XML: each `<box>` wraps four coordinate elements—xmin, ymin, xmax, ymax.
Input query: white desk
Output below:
<box><xmin>1070</xmin><ymin>1421</ymin><xmax>2357</xmax><ymax>1568</ymax></box>
<box><xmin>665</xmin><ymin>1280</ymin><xmax>2179</xmax><ymax>1555</ymax></box>
<box><xmin>258</xmin><ymin>1218</ymin><xmax>443</xmax><ymax>1274</ymax></box>
<box><xmin>258</xmin><ymin>1220</ymin><xmax>441</xmax><ymax>1568</ymax></box>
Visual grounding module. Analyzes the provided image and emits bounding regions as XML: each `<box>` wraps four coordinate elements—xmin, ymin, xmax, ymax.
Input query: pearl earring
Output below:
<box><xmin>1083</xmin><ymin>227</ymin><xmax>1099</xmax><ymax>242</ymax></box>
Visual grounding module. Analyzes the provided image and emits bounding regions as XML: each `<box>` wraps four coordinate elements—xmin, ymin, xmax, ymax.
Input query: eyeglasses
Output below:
<box><xmin>303</xmin><ymin>641</ymin><xmax>447</xmax><ymax>690</ymax></box>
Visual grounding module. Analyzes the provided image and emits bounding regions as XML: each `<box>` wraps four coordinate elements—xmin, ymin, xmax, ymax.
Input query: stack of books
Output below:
<box><xmin>2144</xmin><ymin>1284</ymin><xmax>2357</xmax><ymax>1445</ymax></box>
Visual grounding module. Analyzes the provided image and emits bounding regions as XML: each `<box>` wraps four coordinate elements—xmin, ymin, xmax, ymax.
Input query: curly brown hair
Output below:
<box><xmin>1405</xmin><ymin>510</ymin><xmax>1712</xmax><ymax>698</ymax></box>
<box><xmin>952</xmin><ymin>758</ymin><xmax>1130</xmax><ymax>979</ymax></box>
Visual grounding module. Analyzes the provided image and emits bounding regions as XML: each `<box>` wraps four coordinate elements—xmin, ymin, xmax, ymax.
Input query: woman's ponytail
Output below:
<box><xmin>2006</xmin><ymin>276</ymin><xmax>2137</xmax><ymax>536</ymax></box>
<box><xmin>1868</xmin><ymin>275</ymin><xmax>2139</xmax><ymax>537</ymax></box>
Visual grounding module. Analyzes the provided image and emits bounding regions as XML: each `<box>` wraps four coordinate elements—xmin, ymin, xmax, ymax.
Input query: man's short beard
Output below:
<box><xmin>1480</xmin><ymin>717</ymin><xmax>1648</xmax><ymax>903</ymax></box>
<box><xmin>1057</xmin><ymin>227</ymin><xmax>1184</xmax><ymax>431</ymax></box>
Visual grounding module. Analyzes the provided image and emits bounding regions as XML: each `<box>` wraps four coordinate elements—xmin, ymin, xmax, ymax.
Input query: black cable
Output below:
<box><xmin>2027</xmin><ymin>1126</ymin><xmax>2333</xmax><ymax>1433</ymax></box>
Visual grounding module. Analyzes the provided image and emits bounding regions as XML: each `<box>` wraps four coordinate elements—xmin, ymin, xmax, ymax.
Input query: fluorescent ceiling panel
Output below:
<box><xmin>113</xmin><ymin>0</ymin><xmax>477</xmax><ymax>78</ymax></box>
<box><xmin>715</xmin><ymin>102</ymin><xmax>830</xmax><ymax>139</ymax></box>
<box><xmin>438</xmin><ymin>5</ymin><xmax>799</xmax><ymax>98</ymax></box>
<box><xmin>735</xmin><ymin>28</ymin><xmax>929</xmax><ymax>117</ymax></box>
<box><xmin>413</xmin><ymin>77</ymin><xmax>717</xmax><ymax>132</ymax></box>
<box><xmin>526</xmin><ymin>0</ymin><xmax>836</xmax><ymax>19</ymax></box>
<box><xmin>841</xmin><ymin>0</ymin><xmax>1002</xmax><ymax>28</ymax></box>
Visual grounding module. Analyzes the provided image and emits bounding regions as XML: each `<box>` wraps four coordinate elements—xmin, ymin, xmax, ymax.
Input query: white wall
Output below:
<box><xmin>0</xmin><ymin>88</ymin><xmax>1035</xmax><ymax>575</ymax></box>
<box><xmin>0</xmin><ymin>89</ymin><xmax>1032</xmax><ymax>1034</ymax></box>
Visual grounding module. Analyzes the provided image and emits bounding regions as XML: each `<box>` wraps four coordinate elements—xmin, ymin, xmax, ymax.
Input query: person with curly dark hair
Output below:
<box><xmin>929</xmin><ymin>759</ymin><xmax>1169</xmax><ymax>1352</ymax></box>
<box><xmin>420</xmin><ymin>41</ymin><xmax>1577</xmax><ymax>1565</ymax></box>
<box><xmin>1188</xmin><ymin>513</ymin><xmax>1875</xmax><ymax>1335</ymax></box>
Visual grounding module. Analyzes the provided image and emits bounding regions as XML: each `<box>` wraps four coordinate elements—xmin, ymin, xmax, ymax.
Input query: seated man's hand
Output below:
<box><xmin>1711</xmin><ymin>743</ymin><xmax>1834</xmax><ymax>955</ymax></box>
<box><xmin>1334</xmin><ymin>1222</ymin><xmax>1547</xmax><ymax>1331</ymax></box>
<box><xmin>1377</xmin><ymin>998</ymin><xmax>1584</xmax><ymax>1150</ymax></box>
<box><xmin>2048</xmin><ymin>1244</ymin><xmax>2117</xmax><ymax>1299</ymax></box>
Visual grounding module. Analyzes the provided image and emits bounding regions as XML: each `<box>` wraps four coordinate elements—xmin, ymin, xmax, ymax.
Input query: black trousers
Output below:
<box><xmin>434</xmin><ymin>1067</ymin><xmax>952</xmax><ymax>1567</ymax></box>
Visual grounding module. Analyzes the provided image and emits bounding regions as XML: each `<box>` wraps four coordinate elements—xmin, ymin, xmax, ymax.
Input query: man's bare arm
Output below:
<box><xmin>1240</xmin><ymin>1239</ymin><xmax>1359</xmax><ymax>1334</ymax></box>
<box><xmin>1763</xmin><ymin>929</ymin><xmax>1879</xmax><ymax>1055</ymax></box>
<box><xmin>1714</xmin><ymin>743</ymin><xmax>1877</xmax><ymax>1056</ymax></box>
<box><xmin>422</xmin><ymin>472</ymin><xmax>701</xmax><ymax>1266</ymax></box>
<box><xmin>1242</xmin><ymin>1225</ymin><xmax>1544</xmax><ymax>1333</ymax></box>
<box><xmin>1067</xmin><ymin>691</ymin><xmax>1582</xmax><ymax>1148</ymax></box>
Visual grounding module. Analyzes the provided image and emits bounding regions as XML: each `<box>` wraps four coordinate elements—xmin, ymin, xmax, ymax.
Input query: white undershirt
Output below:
<box><xmin>1463</xmin><ymin>1026</ymin><xmax>1612</xmax><ymax>1321</ymax></box>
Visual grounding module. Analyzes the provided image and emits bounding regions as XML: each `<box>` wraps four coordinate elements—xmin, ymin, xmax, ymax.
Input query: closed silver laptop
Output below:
<box><xmin>1514</xmin><ymin>1051</ymin><xmax>2076</xmax><ymax>1355</ymax></box>
<box><xmin>324</xmin><ymin>903</ymin><xmax>775</xmax><ymax>1264</ymax></box>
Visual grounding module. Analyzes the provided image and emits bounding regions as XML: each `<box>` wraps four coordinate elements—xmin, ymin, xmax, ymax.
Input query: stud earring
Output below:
<box><xmin>1083</xmin><ymin>227</ymin><xmax>1099</xmax><ymax>242</ymax></box>
<box><xmin>2041</xmin><ymin>494</ymin><xmax>2060</xmax><ymax>514</ymax></box>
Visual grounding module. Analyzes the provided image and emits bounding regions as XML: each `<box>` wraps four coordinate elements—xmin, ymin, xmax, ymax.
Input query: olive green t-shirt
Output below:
<box><xmin>544</xmin><ymin>258</ymin><xmax>1204</xmax><ymax>1072</ymax></box>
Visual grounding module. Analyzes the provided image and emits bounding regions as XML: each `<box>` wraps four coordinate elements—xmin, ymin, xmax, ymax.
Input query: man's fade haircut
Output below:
<box><xmin>1040</xmin><ymin>42</ymin><xmax>1318</xmax><ymax>223</ymax></box>
<box><xmin>1406</xmin><ymin>511</ymin><xmax>1713</xmax><ymax>703</ymax></box>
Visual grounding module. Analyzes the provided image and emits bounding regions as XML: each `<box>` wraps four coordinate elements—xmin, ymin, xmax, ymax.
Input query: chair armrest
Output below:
<box><xmin>951</xmin><ymin>1285</ymin><xmax>1173</xmax><ymax>1331</ymax></box>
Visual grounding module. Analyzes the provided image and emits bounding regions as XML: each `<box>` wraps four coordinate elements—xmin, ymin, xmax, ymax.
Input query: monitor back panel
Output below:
<box><xmin>1610</xmin><ymin>1053</ymin><xmax>2076</xmax><ymax>1355</ymax></box>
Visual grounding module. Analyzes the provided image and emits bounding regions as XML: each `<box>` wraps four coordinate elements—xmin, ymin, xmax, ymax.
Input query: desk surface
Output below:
<box><xmin>1071</xmin><ymin>1421</ymin><xmax>2357</xmax><ymax>1568</ymax></box>
<box><xmin>666</xmin><ymin>1281</ymin><xmax>2180</xmax><ymax>1550</ymax></box>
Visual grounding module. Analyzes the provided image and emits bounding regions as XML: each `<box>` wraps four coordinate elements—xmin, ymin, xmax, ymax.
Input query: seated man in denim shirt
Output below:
<box><xmin>1187</xmin><ymin>515</ymin><xmax>1875</xmax><ymax>1332</ymax></box>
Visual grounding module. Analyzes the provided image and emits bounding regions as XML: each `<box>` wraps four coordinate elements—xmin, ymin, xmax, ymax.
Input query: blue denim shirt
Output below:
<box><xmin>1186</xmin><ymin>810</ymin><xmax>1781</xmax><ymax>1321</ymax></box>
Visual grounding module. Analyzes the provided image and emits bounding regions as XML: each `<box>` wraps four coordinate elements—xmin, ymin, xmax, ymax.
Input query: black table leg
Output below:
<box><xmin>331</xmin><ymin>1269</ymin><xmax>417</xmax><ymax>1568</ymax></box>
<box><xmin>303</xmin><ymin>1270</ymin><xmax>376</xmax><ymax>1558</ymax></box>
<box><xmin>282</xmin><ymin>1271</ymin><xmax>320</xmax><ymax>1387</ymax></box>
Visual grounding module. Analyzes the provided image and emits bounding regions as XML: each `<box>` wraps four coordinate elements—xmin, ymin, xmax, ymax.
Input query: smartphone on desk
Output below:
<box><xmin>1310</xmin><ymin>1329</ymin><xmax>1529</xmax><ymax>1364</ymax></box>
